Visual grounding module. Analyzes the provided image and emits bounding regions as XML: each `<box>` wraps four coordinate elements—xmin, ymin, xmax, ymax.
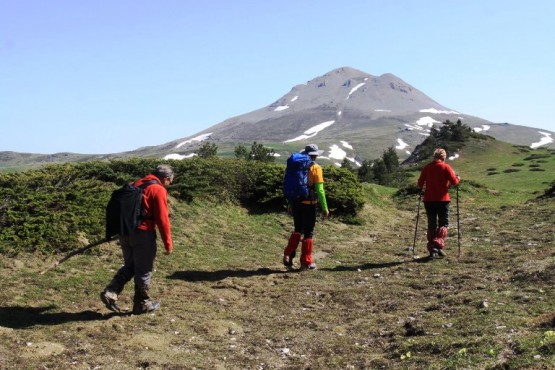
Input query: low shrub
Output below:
<box><xmin>0</xmin><ymin>158</ymin><xmax>365</xmax><ymax>255</ymax></box>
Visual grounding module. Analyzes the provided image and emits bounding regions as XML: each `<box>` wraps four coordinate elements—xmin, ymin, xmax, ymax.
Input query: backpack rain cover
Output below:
<box><xmin>283</xmin><ymin>152</ymin><xmax>313</xmax><ymax>201</ymax></box>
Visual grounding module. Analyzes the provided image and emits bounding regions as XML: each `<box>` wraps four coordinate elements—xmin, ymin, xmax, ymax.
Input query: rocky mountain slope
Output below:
<box><xmin>2</xmin><ymin>67</ymin><xmax>553</xmax><ymax>169</ymax></box>
<box><xmin>143</xmin><ymin>67</ymin><xmax>555</xmax><ymax>164</ymax></box>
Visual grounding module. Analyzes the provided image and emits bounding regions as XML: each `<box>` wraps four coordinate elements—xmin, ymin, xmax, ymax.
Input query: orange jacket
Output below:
<box><xmin>417</xmin><ymin>160</ymin><xmax>459</xmax><ymax>202</ymax></box>
<box><xmin>134</xmin><ymin>174</ymin><xmax>173</xmax><ymax>252</ymax></box>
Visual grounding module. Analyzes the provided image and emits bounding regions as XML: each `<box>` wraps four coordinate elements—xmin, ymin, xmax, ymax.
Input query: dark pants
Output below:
<box><xmin>424</xmin><ymin>201</ymin><xmax>450</xmax><ymax>230</ymax></box>
<box><xmin>292</xmin><ymin>200</ymin><xmax>317</xmax><ymax>239</ymax></box>
<box><xmin>110</xmin><ymin>229</ymin><xmax>157</xmax><ymax>293</ymax></box>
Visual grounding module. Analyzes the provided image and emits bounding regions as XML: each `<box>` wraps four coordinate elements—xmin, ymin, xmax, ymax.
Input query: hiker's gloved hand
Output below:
<box><xmin>418</xmin><ymin>188</ymin><xmax>424</xmax><ymax>196</ymax></box>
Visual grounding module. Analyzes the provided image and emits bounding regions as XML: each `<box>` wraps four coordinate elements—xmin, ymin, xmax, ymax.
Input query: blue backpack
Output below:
<box><xmin>283</xmin><ymin>152</ymin><xmax>313</xmax><ymax>201</ymax></box>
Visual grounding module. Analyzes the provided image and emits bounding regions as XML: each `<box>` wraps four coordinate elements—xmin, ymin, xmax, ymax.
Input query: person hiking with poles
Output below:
<box><xmin>283</xmin><ymin>144</ymin><xmax>329</xmax><ymax>270</ymax></box>
<box><xmin>101</xmin><ymin>164</ymin><xmax>174</xmax><ymax>314</ymax></box>
<box><xmin>417</xmin><ymin>148</ymin><xmax>460</xmax><ymax>258</ymax></box>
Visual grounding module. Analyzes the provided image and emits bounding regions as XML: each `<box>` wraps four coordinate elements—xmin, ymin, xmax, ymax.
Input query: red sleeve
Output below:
<box><xmin>446</xmin><ymin>165</ymin><xmax>459</xmax><ymax>187</ymax></box>
<box><xmin>150</xmin><ymin>186</ymin><xmax>173</xmax><ymax>252</ymax></box>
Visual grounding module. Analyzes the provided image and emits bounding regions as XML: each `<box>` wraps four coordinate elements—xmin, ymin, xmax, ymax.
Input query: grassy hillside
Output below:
<box><xmin>453</xmin><ymin>140</ymin><xmax>555</xmax><ymax>200</ymax></box>
<box><xmin>0</xmin><ymin>145</ymin><xmax>554</xmax><ymax>369</ymax></box>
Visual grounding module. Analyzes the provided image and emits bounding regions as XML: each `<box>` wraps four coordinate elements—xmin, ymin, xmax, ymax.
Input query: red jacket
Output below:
<box><xmin>134</xmin><ymin>174</ymin><xmax>173</xmax><ymax>252</ymax></box>
<box><xmin>417</xmin><ymin>160</ymin><xmax>459</xmax><ymax>202</ymax></box>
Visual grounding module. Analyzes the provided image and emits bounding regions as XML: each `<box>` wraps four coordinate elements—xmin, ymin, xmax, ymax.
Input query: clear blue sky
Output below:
<box><xmin>1</xmin><ymin>0</ymin><xmax>554</xmax><ymax>154</ymax></box>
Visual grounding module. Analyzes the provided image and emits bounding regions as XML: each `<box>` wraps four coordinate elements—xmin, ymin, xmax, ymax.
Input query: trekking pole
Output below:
<box><xmin>40</xmin><ymin>236</ymin><xmax>117</xmax><ymax>275</ymax></box>
<box><xmin>456</xmin><ymin>185</ymin><xmax>461</xmax><ymax>259</ymax></box>
<box><xmin>411</xmin><ymin>191</ymin><xmax>422</xmax><ymax>256</ymax></box>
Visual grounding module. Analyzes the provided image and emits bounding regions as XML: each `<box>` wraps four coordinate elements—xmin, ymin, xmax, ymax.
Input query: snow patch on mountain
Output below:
<box><xmin>404</xmin><ymin>116</ymin><xmax>439</xmax><ymax>133</ymax></box>
<box><xmin>346</xmin><ymin>82</ymin><xmax>366</xmax><ymax>99</ymax></box>
<box><xmin>395</xmin><ymin>138</ymin><xmax>409</xmax><ymax>150</ymax></box>
<box><xmin>420</xmin><ymin>108</ymin><xmax>460</xmax><ymax>114</ymax></box>
<box><xmin>416</xmin><ymin>116</ymin><xmax>440</xmax><ymax>127</ymax></box>
<box><xmin>175</xmin><ymin>133</ymin><xmax>212</xmax><ymax>149</ymax></box>
<box><xmin>341</xmin><ymin>141</ymin><xmax>353</xmax><ymax>150</ymax></box>
<box><xmin>530</xmin><ymin>131</ymin><xmax>554</xmax><ymax>148</ymax></box>
<box><xmin>473</xmin><ymin>125</ymin><xmax>491</xmax><ymax>133</ymax></box>
<box><xmin>274</xmin><ymin>105</ymin><xmax>289</xmax><ymax>112</ymax></box>
<box><xmin>291</xmin><ymin>96</ymin><xmax>298</xmax><ymax>102</ymax></box>
<box><xmin>164</xmin><ymin>153</ymin><xmax>196</xmax><ymax>160</ymax></box>
<box><xmin>283</xmin><ymin>120</ymin><xmax>335</xmax><ymax>143</ymax></box>
<box><xmin>328</xmin><ymin>144</ymin><xmax>361</xmax><ymax>167</ymax></box>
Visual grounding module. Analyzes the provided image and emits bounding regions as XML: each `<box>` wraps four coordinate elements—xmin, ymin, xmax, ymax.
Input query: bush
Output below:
<box><xmin>0</xmin><ymin>158</ymin><xmax>365</xmax><ymax>254</ymax></box>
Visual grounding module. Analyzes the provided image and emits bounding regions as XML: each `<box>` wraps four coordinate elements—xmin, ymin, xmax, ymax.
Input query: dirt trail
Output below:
<box><xmin>0</xmin><ymin>198</ymin><xmax>554</xmax><ymax>369</ymax></box>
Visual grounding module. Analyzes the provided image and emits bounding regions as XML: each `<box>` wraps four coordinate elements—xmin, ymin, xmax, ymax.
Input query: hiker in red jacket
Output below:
<box><xmin>417</xmin><ymin>148</ymin><xmax>460</xmax><ymax>258</ymax></box>
<box><xmin>101</xmin><ymin>164</ymin><xmax>174</xmax><ymax>314</ymax></box>
<box><xmin>283</xmin><ymin>144</ymin><xmax>330</xmax><ymax>270</ymax></box>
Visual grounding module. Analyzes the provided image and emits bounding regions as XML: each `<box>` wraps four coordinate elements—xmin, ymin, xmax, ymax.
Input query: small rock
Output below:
<box><xmin>279</xmin><ymin>347</ymin><xmax>290</xmax><ymax>356</ymax></box>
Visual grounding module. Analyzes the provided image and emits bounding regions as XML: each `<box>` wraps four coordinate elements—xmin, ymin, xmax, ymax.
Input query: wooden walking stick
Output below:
<box><xmin>40</xmin><ymin>236</ymin><xmax>117</xmax><ymax>275</ymax></box>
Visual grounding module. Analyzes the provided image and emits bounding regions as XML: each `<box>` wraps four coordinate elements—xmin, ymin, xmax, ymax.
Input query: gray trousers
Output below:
<box><xmin>110</xmin><ymin>230</ymin><xmax>157</xmax><ymax>292</ymax></box>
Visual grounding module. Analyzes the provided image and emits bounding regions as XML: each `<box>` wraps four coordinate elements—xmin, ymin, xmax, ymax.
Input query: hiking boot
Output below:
<box><xmin>100</xmin><ymin>290</ymin><xmax>121</xmax><ymax>313</ymax></box>
<box><xmin>437</xmin><ymin>249</ymin><xmax>447</xmax><ymax>257</ymax></box>
<box><xmin>283</xmin><ymin>254</ymin><xmax>294</xmax><ymax>269</ymax></box>
<box><xmin>301</xmin><ymin>263</ymin><xmax>317</xmax><ymax>270</ymax></box>
<box><xmin>429</xmin><ymin>248</ymin><xmax>440</xmax><ymax>259</ymax></box>
<box><xmin>132</xmin><ymin>300</ymin><xmax>161</xmax><ymax>314</ymax></box>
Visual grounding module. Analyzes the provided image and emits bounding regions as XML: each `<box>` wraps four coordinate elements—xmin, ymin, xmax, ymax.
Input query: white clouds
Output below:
<box><xmin>283</xmin><ymin>120</ymin><xmax>335</xmax><ymax>143</ymax></box>
<box><xmin>530</xmin><ymin>131</ymin><xmax>554</xmax><ymax>148</ymax></box>
<box><xmin>175</xmin><ymin>133</ymin><xmax>212</xmax><ymax>149</ymax></box>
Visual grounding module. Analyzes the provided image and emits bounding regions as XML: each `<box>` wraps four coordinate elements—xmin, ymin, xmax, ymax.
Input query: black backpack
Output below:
<box><xmin>105</xmin><ymin>180</ymin><xmax>158</xmax><ymax>239</ymax></box>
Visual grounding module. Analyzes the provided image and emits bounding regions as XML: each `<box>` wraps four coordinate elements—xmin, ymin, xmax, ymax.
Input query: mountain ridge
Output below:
<box><xmin>1</xmin><ymin>67</ymin><xmax>554</xmax><ymax>169</ymax></box>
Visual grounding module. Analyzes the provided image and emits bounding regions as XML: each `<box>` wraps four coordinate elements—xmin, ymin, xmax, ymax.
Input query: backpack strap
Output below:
<box><xmin>137</xmin><ymin>180</ymin><xmax>160</xmax><ymax>221</ymax></box>
<box><xmin>138</xmin><ymin>179</ymin><xmax>159</xmax><ymax>189</ymax></box>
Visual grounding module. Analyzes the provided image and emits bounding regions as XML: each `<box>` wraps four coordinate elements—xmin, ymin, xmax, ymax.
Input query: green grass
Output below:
<box><xmin>0</xmin><ymin>138</ymin><xmax>554</xmax><ymax>369</ymax></box>
<box><xmin>453</xmin><ymin>140</ymin><xmax>555</xmax><ymax>197</ymax></box>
